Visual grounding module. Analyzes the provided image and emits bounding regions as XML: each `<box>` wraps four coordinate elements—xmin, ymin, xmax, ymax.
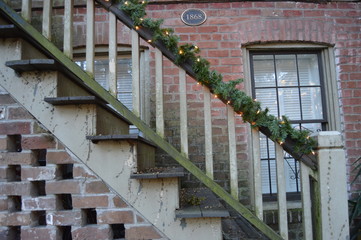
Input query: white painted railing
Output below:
<box><xmin>4</xmin><ymin>1</ymin><xmax>350</xmax><ymax>239</ymax></box>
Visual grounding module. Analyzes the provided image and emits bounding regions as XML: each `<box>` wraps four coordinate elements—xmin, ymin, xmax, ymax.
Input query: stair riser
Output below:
<box><xmin>0</xmin><ymin>39</ymin><xmax>223</xmax><ymax>240</ymax></box>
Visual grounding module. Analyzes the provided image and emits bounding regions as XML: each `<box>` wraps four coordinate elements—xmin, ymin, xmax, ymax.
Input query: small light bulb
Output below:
<box><xmin>256</xmin><ymin>110</ymin><xmax>260</xmax><ymax>114</ymax></box>
<box><xmin>147</xmin><ymin>39</ymin><xmax>152</xmax><ymax>43</ymax></box>
<box><xmin>179</xmin><ymin>49</ymin><xmax>184</xmax><ymax>54</ymax></box>
<box><xmin>125</xmin><ymin>1</ymin><xmax>129</xmax><ymax>5</ymax></box>
<box><xmin>312</xmin><ymin>151</ymin><xmax>316</xmax><ymax>155</ymax></box>
<box><xmin>194</xmin><ymin>45</ymin><xmax>198</xmax><ymax>50</ymax></box>
<box><xmin>135</xmin><ymin>26</ymin><xmax>140</xmax><ymax>30</ymax></box>
<box><xmin>280</xmin><ymin>141</ymin><xmax>284</xmax><ymax>145</ymax></box>
<box><xmin>214</xmin><ymin>95</ymin><xmax>218</xmax><ymax>99</ymax></box>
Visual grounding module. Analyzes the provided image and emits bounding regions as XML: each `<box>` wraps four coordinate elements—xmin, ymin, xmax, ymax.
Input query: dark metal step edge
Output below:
<box><xmin>175</xmin><ymin>206</ymin><xmax>230</xmax><ymax>219</ymax></box>
<box><xmin>44</xmin><ymin>96</ymin><xmax>132</xmax><ymax>125</ymax></box>
<box><xmin>130</xmin><ymin>167</ymin><xmax>185</xmax><ymax>179</ymax></box>
<box><xmin>5</xmin><ymin>59</ymin><xmax>60</xmax><ymax>73</ymax></box>
<box><xmin>0</xmin><ymin>24</ymin><xmax>23</xmax><ymax>38</ymax></box>
<box><xmin>86</xmin><ymin>134</ymin><xmax>156</xmax><ymax>147</ymax></box>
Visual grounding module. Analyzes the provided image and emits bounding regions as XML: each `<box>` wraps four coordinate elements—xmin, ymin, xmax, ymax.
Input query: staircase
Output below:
<box><xmin>0</xmin><ymin>1</ymin><xmax>350</xmax><ymax>240</ymax></box>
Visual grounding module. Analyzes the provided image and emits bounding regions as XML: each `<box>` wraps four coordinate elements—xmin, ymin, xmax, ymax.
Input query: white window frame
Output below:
<box><xmin>243</xmin><ymin>43</ymin><xmax>341</xmax><ymax>209</ymax></box>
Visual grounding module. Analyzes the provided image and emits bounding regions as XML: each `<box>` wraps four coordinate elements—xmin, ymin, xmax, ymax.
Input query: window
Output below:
<box><xmin>76</xmin><ymin>56</ymin><xmax>133</xmax><ymax>110</ymax></box>
<box><xmin>73</xmin><ymin>45</ymin><xmax>151</xmax><ymax>128</ymax></box>
<box><xmin>249</xmin><ymin>50</ymin><xmax>329</xmax><ymax>198</ymax></box>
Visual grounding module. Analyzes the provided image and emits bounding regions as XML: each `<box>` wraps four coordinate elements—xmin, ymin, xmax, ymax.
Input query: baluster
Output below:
<box><xmin>42</xmin><ymin>0</ymin><xmax>52</xmax><ymax>40</ymax></box>
<box><xmin>86</xmin><ymin>0</ymin><xmax>94</xmax><ymax>74</ymax></box>
<box><xmin>21</xmin><ymin>0</ymin><xmax>31</xmax><ymax>22</ymax></box>
<box><xmin>179</xmin><ymin>68</ymin><xmax>188</xmax><ymax>157</ymax></box>
<box><xmin>108</xmin><ymin>12</ymin><xmax>117</xmax><ymax>98</ymax></box>
<box><xmin>300</xmin><ymin>162</ymin><xmax>313</xmax><ymax>240</ymax></box>
<box><xmin>203</xmin><ymin>87</ymin><xmax>213</xmax><ymax>179</ymax></box>
<box><xmin>141</xmin><ymin>49</ymin><xmax>150</xmax><ymax>125</ymax></box>
<box><xmin>155</xmin><ymin>49</ymin><xmax>164</xmax><ymax>137</ymax></box>
<box><xmin>63</xmin><ymin>0</ymin><xmax>73</xmax><ymax>59</ymax></box>
<box><xmin>252</xmin><ymin>129</ymin><xmax>263</xmax><ymax>220</ymax></box>
<box><xmin>131</xmin><ymin>29</ymin><xmax>140</xmax><ymax>117</ymax></box>
<box><xmin>227</xmin><ymin>106</ymin><xmax>238</xmax><ymax>199</ymax></box>
<box><xmin>275</xmin><ymin>143</ymin><xmax>288</xmax><ymax>240</ymax></box>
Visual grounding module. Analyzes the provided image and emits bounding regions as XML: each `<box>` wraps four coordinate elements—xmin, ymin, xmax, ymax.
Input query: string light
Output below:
<box><xmin>194</xmin><ymin>45</ymin><xmax>199</xmax><ymax>50</ymax></box>
<box><xmin>214</xmin><ymin>95</ymin><xmax>218</xmax><ymax>99</ymax></box>
<box><xmin>197</xmin><ymin>58</ymin><xmax>201</xmax><ymax>62</ymax></box>
<box><xmin>279</xmin><ymin>141</ymin><xmax>284</xmax><ymax>145</ymax></box>
<box><xmin>147</xmin><ymin>39</ymin><xmax>152</xmax><ymax>43</ymax></box>
<box><xmin>165</xmin><ymin>31</ymin><xmax>169</xmax><ymax>35</ymax></box>
<box><xmin>179</xmin><ymin>49</ymin><xmax>184</xmax><ymax>54</ymax></box>
<box><xmin>256</xmin><ymin>110</ymin><xmax>260</xmax><ymax>114</ymax></box>
<box><xmin>312</xmin><ymin>151</ymin><xmax>316</xmax><ymax>155</ymax></box>
<box><xmin>227</xmin><ymin>101</ymin><xmax>231</xmax><ymax>104</ymax></box>
<box><xmin>239</xmin><ymin>112</ymin><xmax>243</xmax><ymax>117</ymax></box>
<box><xmin>139</xmin><ymin>18</ymin><xmax>144</xmax><ymax>22</ymax></box>
<box><xmin>125</xmin><ymin>1</ymin><xmax>129</xmax><ymax>5</ymax></box>
<box><xmin>135</xmin><ymin>26</ymin><xmax>140</xmax><ymax>30</ymax></box>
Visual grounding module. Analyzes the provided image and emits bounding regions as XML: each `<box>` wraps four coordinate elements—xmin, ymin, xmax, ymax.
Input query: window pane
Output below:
<box><xmin>275</xmin><ymin>55</ymin><xmax>298</xmax><ymax>87</ymax></box>
<box><xmin>94</xmin><ymin>60</ymin><xmax>109</xmax><ymax>90</ymax></box>
<box><xmin>260</xmin><ymin>134</ymin><xmax>275</xmax><ymax>159</ymax></box>
<box><xmin>261</xmin><ymin>159</ymin><xmax>277</xmax><ymax>194</ymax></box>
<box><xmin>301</xmin><ymin>87</ymin><xmax>323</xmax><ymax>120</ymax></box>
<box><xmin>116</xmin><ymin>58</ymin><xmax>132</xmax><ymax>110</ymax></box>
<box><xmin>253</xmin><ymin>55</ymin><xmax>276</xmax><ymax>87</ymax></box>
<box><xmin>301</xmin><ymin>123</ymin><xmax>322</xmax><ymax>133</ymax></box>
<box><xmin>285</xmin><ymin>158</ymin><xmax>300</xmax><ymax>192</ymax></box>
<box><xmin>255</xmin><ymin>88</ymin><xmax>278</xmax><ymax>116</ymax></box>
<box><xmin>278</xmin><ymin>88</ymin><xmax>301</xmax><ymax>120</ymax></box>
<box><xmin>298</xmin><ymin>54</ymin><xmax>320</xmax><ymax>86</ymax></box>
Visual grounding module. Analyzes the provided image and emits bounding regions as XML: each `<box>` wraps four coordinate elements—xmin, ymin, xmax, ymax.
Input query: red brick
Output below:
<box><xmin>46</xmin><ymin>210</ymin><xmax>82</xmax><ymax>226</ymax></box>
<box><xmin>0</xmin><ymin>197</ymin><xmax>7</xmax><ymax>211</ymax></box>
<box><xmin>0</xmin><ymin>212</ymin><xmax>32</xmax><ymax>226</ymax></box>
<box><xmin>0</xmin><ymin>94</ymin><xmax>16</xmax><ymax>105</ymax></box>
<box><xmin>72</xmin><ymin>225</ymin><xmax>112</xmax><ymax>240</ymax></box>
<box><xmin>0</xmin><ymin>152</ymin><xmax>36</xmax><ymax>165</ymax></box>
<box><xmin>7</xmin><ymin>107</ymin><xmax>33</xmax><ymax>120</ymax></box>
<box><xmin>0</xmin><ymin>122</ymin><xmax>31</xmax><ymax>135</ymax></box>
<box><xmin>72</xmin><ymin>195</ymin><xmax>108</xmax><ymax>208</ymax></box>
<box><xmin>73</xmin><ymin>165</ymin><xmax>97</xmax><ymax>179</ymax></box>
<box><xmin>0</xmin><ymin>137</ymin><xmax>6</xmax><ymax>150</ymax></box>
<box><xmin>46</xmin><ymin>151</ymin><xmax>76</xmax><ymax>164</ymax></box>
<box><xmin>21</xmin><ymin>227</ymin><xmax>58</xmax><ymax>240</ymax></box>
<box><xmin>85</xmin><ymin>181</ymin><xmax>110</xmax><ymax>194</ymax></box>
<box><xmin>0</xmin><ymin>182</ymin><xmax>33</xmax><ymax>196</ymax></box>
<box><xmin>21</xmin><ymin>166</ymin><xmax>57</xmax><ymax>181</ymax></box>
<box><xmin>22</xmin><ymin>196</ymin><xmax>56</xmax><ymax>211</ymax></box>
<box><xmin>125</xmin><ymin>226</ymin><xmax>162</xmax><ymax>240</ymax></box>
<box><xmin>97</xmin><ymin>210</ymin><xmax>134</xmax><ymax>224</ymax></box>
<box><xmin>45</xmin><ymin>180</ymin><xmax>82</xmax><ymax>194</ymax></box>
<box><xmin>21</xmin><ymin>135</ymin><xmax>56</xmax><ymax>150</ymax></box>
<box><xmin>112</xmin><ymin>195</ymin><xmax>128</xmax><ymax>208</ymax></box>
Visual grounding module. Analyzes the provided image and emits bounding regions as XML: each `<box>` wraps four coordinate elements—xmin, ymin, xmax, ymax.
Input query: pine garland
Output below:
<box><xmin>119</xmin><ymin>0</ymin><xmax>316</xmax><ymax>155</ymax></box>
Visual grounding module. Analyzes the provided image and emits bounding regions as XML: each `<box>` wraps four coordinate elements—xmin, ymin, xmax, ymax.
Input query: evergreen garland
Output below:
<box><xmin>119</xmin><ymin>0</ymin><xmax>316</xmax><ymax>155</ymax></box>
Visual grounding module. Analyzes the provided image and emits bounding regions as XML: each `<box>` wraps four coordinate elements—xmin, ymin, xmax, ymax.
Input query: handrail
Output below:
<box><xmin>0</xmin><ymin>1</ymin><xmax>283</xmax><ymax>239</ymax></box>
<box><xmin>95</xmin><ymin>0</ymin><xmax>317</xmax><ymax>170</ymax></box>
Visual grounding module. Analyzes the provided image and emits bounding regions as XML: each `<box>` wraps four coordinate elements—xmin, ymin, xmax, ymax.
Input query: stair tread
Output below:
<box><xmin>5</xmin><ymin>59</ymin><xmax>60</xmax><ymax>73</ymax></box>
<box><xmin>176</xmin><ymin>188</ymin><xmax>230</xmax><ymax>218</ymax></box>
<box><xmin>130</xmin><ymin>167</ymin><xmax>185</xmax><ymax>179</ymax></box>
<box><xmin>86</xmin><ymin>134</ymin><xmax>156</xmax><ymax>147</ymax></box>
<box><xmin>44</xmin><ymin>96</ymin><xmax>132</xmax><ymax>125</ymax></box>
<box><xmin>0</xmin><ymin>24</ymin><xmax>22</xmax><ymax>38</ymax></box>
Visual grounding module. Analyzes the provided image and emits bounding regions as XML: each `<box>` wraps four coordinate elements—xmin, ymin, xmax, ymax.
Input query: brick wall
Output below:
<box><xmin>143</xmin><ymin>1</ymin><xmax>361</xmax><ymax>197</ymax></box>
<box><xmin>0</xmin><ymin>91</ymin><xmax>166</xmax><ymax>239</ymax></box>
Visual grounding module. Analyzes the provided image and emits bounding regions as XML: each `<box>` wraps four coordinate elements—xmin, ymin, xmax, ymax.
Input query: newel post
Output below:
<box><xmin>313</xmin><ymin>131</ymin><xmax>349</xmax><ymax>240</ymax></box>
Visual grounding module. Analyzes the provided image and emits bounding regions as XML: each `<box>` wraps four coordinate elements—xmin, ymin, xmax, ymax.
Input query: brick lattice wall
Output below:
<box><xmin>0</xmin><ymin>92</ymin><xmax>166</xmax><ymax>240</ymax></box>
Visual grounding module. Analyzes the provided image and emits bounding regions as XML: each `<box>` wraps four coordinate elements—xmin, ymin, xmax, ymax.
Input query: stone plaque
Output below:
<box><xmin>181</xmin><ymin>9</ymin><xmax>207</xmax><ymax>26</ymax></box>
